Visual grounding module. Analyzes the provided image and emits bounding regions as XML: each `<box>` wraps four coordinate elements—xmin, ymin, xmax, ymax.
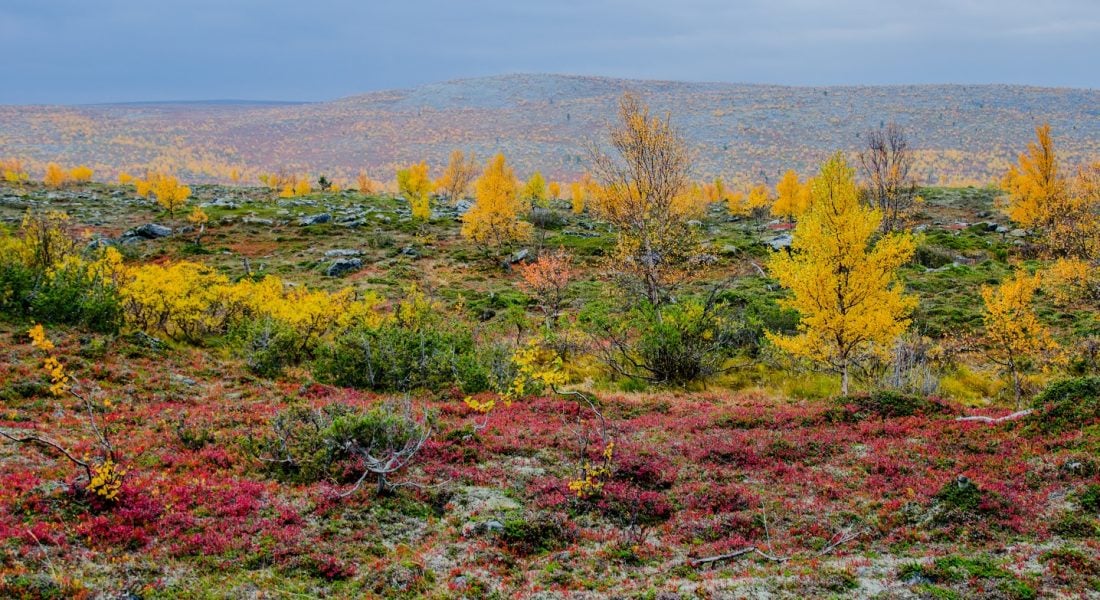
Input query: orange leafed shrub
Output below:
<box><xmin>44</xmin><ymin>162</ymin><xmax>69</xmax><ymax>187</ymax></box>
<box><xmin>517</xmin><ymin>247</ymin><xmax>575</xmax><ymax>318</ymax></box>
<box><xmin>69</xmin><ymin>165</ymin><xmax>94</xmax><ymax>183</ymax></box>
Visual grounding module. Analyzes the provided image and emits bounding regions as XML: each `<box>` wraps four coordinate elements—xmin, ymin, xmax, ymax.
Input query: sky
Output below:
<box><xmin>1</xmin><ymin>0</ymin><xmax>1098</xmax><ymax>104</ymax></box>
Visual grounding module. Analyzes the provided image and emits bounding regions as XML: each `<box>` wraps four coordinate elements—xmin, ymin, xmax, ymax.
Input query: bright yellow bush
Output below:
<box><xmin>1</xmin><ymin>158</ymin><xmax>29</xmax><ymax>183</ymax></box>
<box><xmin>118</xmin><ymin>262</ymin><xmax>383</xmax><ymax>345</ymax></box>
<box><xmin>44</xmin><ymin>162</ymin><xmax>69</xmax><ymax>187</ymax></box>
<box><xmin>69</xmin><ymin>165</ymin><xmax>94</xmax><ymax>183</ymax></box>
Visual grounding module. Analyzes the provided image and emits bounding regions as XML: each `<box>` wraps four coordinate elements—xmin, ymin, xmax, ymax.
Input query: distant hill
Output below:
<box><xmin>1</xmin><ymin>74</ymin><xmax>1098</xmax><ymax>186</ymax></box>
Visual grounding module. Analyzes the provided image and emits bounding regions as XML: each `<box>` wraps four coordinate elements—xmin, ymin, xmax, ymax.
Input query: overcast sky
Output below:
<box><xmin>1</xmin><ymin>0</ymin><xmax>1098</xmax><ymax>104</ymax></box>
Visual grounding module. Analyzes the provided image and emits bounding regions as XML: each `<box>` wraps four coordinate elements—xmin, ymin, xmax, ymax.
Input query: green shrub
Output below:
<box><xmin>235</xmin><ymin>317</ymin><xmax>304</xmax><ymax>377</ymax></box>
<box><xmin>1077</xmin><ymin>484</ymin><xmax>1100</xmax><ymax>513</ymax></box>
<box><xmin>253</xmin><ymin>401</ymin><xmax>432</xmax><ymax>494</ymax></box>
<box><xmin>833</xmin><ymin>390</ymin><xmax>953</xmax><ymax>421</ymax></box>
<box><xmin>1030</xmin><ymin>376</ymin><xmax>1100</xmax><ymax>432</ymax></box>
<box><xmin>582</xmin><ymin>296</ymin><xmax>748</xmax><ymax>386</ymax></box>
<box><xmin>313</xmin><ymin>322</ymin><xmax>502</xmax><ymax>394</ymax></box>
<box><xmin>1051</xmin><ymin>511</ymin><xmax>1100</xmax><ymax>538</ymax></box>
<box><xmin>930</xmin><ymin>476</ymin><xmax>1012</xmax><ymax>526</ymax></box>
<box><xmin>499</xmin><ymin>511</ymin><xmax>575</xmax><ymax>556</ymax></box>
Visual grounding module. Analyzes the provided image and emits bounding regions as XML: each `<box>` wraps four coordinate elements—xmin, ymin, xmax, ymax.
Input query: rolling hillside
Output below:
<box><xmin>1</xmin><ymin>73</ymin><xmax>1098</xmax><ymax>185</ymax></box>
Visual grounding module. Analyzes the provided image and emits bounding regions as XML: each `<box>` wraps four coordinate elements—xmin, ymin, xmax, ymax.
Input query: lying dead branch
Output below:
<box><xmin>956</xmin><ymin>409</ymin><xmax>1033</xmax><ymax>423</ymax></box>
<box><xmin>689</xmin><ymin>526</ymin><xmax>865</xmax><ymax>567</ymax></box>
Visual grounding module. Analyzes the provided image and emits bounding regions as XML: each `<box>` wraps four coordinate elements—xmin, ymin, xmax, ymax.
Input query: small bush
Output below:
<box><xmin>930</xmin><ymin>476</ymin><xmax>1013</xmax><ymax>526</ymax></box>
<box><xmin>313</xmin><ymin>322</ymin><xmax>501</xmax><ymax>394</ymax></box>
<box><xmin>235</xmin><ymin>317</ymin><xmax>304</xmax><ymax>377</ymax></box>
<box><xmin>832</xmin><ymin>390</ymin><xmax>953</xmax><ymax>421</ymax></box>
<box><xmin>583</xmin><ymin>297</ymin><xmax>748</xmax><ymax>386</ymax></box>
<box><xmin>499</xmin><ymin>511</ymin><xmax>576</xmax><ymax>556</ymax></box>
<box><xmin>1030</xmin><ymin>376</ymin><xmax>1100</xmax><ymax>432</ymax></box>
<box><xmin>1050</xmin><ymin>511</ymin><xmax>1100</xmax><ymax>538</ymax></box>
<box><xmin>253</xmin><ymin>401</ymin><xmax>432</xmax><ymax>494</ymax></box>
<box><xmin>1076</xmin><ymin>483</ymin><xmax>1100</xmax><ymax>513</ymax></box>
<box><xmin>914</xmin><ymin>244</ymin><xmax>955</xmax><ymax>269</ymax></box>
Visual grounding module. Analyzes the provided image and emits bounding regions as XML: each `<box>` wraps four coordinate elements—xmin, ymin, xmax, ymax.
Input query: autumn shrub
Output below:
<box><xmin>235</xmin><ymin>316</ymin><xmax>305</xmax><ymax>377</ymax></box>
<box><xmin>1029</xmin><ymin>376</ymin><xmax>1100</xmax><ymax>432</ymax></box>
<box><xmin>28</xmin><ymin>254</ymin><xmax>123</xmax><ymax>333</ymax></box>
<box><xmin>583</xmin><ymin>296</ymin><xmax>747</xmax><ymax>386</ymax></box>
<box><xmin>930</xmin><ymin>477</ymin><xmax>1015</xmax><ymax>527</ymax></box>
<box><xmin>254</xmin><ymin>400</ymin><xmax>432</xmax><ymax>494</ymax></box>
<box><xmin>498</xmin><ymin>510</ymin><xmax>576</xmax><ymax>556</ymax></box>
<box><xmin>0</xmin><ymin>219</ymin><xmax>123</xmax><ymax>332</ymax></box>
<box><xmin>313</xmin><ymin>322</ymin><xmax>491</xmax><ymax>393</ymax></box>
<box><xmin>830</xmin><ymin>390</ymin><xmax>954</xmax><ymax>422</ymax></box>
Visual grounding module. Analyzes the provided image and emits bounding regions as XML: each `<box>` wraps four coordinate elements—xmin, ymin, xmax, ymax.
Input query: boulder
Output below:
<box><xmin>299</xmin><ymin>213</ymin><xmax>332</xmax><ymax>226</ymax></box>
<box><xmin>126</xmin><ymin>223</ymin><xmax>172</xmax><ymax>239</ymax></box>
<box><xmin>507</xmin><ymin>248</ymin><xmax>530</xmax><ymax>264</ymax></box>
<box><xmin>766</xmin><ymin>233</ymin><xmax>793</xmax><ymax>251</ymax></box>
<box><xmin>324</xmin><ymin>248</ymin><xmax>362</xmax><ymax>257</ymax></box>
<box><xmin>325</xmin><ymin>258</ymin><xmax>362</xmax><ymax>277</ymax></box>
<box><xmin>454</xmin><ymin>199</ymin><xmax>474</xmax><ymax>215</ymax></box>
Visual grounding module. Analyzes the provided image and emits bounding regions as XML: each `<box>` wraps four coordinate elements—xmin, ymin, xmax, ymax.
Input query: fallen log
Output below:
<box><xmin>955</xmin><ymin>409</ymin><xmax>1033</xmax><ymax>423</ymax></box>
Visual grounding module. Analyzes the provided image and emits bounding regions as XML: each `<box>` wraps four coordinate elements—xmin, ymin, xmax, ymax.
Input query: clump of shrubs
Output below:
<box><xmin>930</xmin><ymin>476</ymin><xmax>1013</xmax><ymax>527</ymax></box>
<box><xmin>312</xmin><ymin>321</ymin><xmax>507</xmax><ymax>394</ymax></box>
<box><xmin>251</xmin><ymin>400</ymin><xmax>432</xmax><ymax>495</ymax></box>
<box><xmin>498</xmin><ymin>510</ymin><xmax>576</xmax><ymax>556</ymax></box>
<box><xmin>1029</xmin><ymin>376</ymin><xmax>1100</xmax><ymax>433</ymax></box>
<box><xmin>829</xmin><ymin>390</ymin><xmax>954</xmax><ymax>422</ymax></box>
<box><xmin>0</xmin><ymin>212</ymin><xmax>124</xmax><ymax>333</ymax></box>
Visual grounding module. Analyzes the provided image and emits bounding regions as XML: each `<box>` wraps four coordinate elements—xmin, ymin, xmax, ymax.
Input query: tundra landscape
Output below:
<box><xmin>1</xmin><ymin>2</ymin><xmax>1099</xmax><ymax>599</ymax></box>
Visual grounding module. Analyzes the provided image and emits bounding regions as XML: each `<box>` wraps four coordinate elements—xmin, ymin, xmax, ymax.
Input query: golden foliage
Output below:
<box><xmin>771</xmin><ymin>170</ymin><xmax>807</xmax><ymax>220</ymax></box>
<box><xmin>397</xmin><ymin>162</ymin><xmax>433</xmax><ymax>221</ymax></box>
<box><xmin>151</xmin><ymin>173</ymin><xmax>191</xmax><ymax>215</ymax></box>
<box><xmin>188</xmin><ymin>206</ymin><xmax>209</xmax><ymax>227</ymax></box>
<box><xmin>119</xmin><ymin>261</ymin><xmax>382</xmax><ymax>343</ymax></box>
<box><xmin>1002</xmin><ymin>124</ymin><xmax>1100</xmax><ymax>258</ymax></box>
<box><xmin>548</xmin><ymin>181</ymin><xmax>561</xmax><ymax>200</ymax></box>
<box><xmin>981</xmin><ymin>270</ymin><xmax>1062</xmax><ymax>404</ymax></box>
<box><xmin>569</xmin><ymin>179</ymin><xmax>587</xmax><ymax>214</ymax></box>
<box><xmin>523</xmin><ymin>171</ymin><xmax>548</xmax><ymax>207</ymax></box>
<box><xmin>69</xmin><ymin>165</ymin><xmax>94</xmax><ymax>183</ymax></box>
<box><xmin>767</xmin><ymin>153</ymin><xmax>916</xmax><ymax>394</ymax></box>
<box><xmin>462</xmin><ymin>153</ymin><xmax>532</xmax><ymax>249</ymax></box>
<box><xmin>356</xmin><ymin>171</ymin><xmax>378</xmax><ymax>194</ymax></box>
<box><xmin>1</xmin><ymin>158</ymin><xmax>29</xmax><ymax>183</ymax></box>
<box><xmin>434</xmin><ymin>150</ymin><xmax>478</xmax><ymax>203</ymax></box>
<box><xmin>586</xmin><ymin>93</ymin><xmax>699</xmax><ymax>305</ymax></box>
<box><xmin>44</xmin><ymin>162</ymin><xmax>69</xmax><ymax>187</ymax></box>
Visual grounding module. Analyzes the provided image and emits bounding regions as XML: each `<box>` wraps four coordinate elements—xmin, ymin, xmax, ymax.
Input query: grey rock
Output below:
<box><xmin>324</xmin><ymin>248</ymin><xmax>362</xmax><ymax>257</ymax></box>
<box><xmin>766</xmin><ymin>233</ymin><xmax>793</xmax><ymax>251</ymax></box>
<box><xmin>1009</xmin><ymin>228</ymin><xmax>1027</xmax><ymax>237</ymax></box>
<box><xmin>242</xmin><ymin>216</ymin><xmax>274</xmax><ymax>226</ymax></box>
<box><xmin>399</xmin><ymin>246</ymin><xmax>420</xmax><ymax>258</ymax></box>
<box><xmin>325</xmin><ymin>258</ymin><xmax>362</xmax><ymax>277</ymax></box>
<box><xmin>508</xmin><ymin>248</ymin><xmax>530</xmax><ymax>264</ymax></box>
<box><xmin>127</xmin><ymin>223</ymin><xmax>172</xmax><ymax>239</ymax></box>
<box><xmin>338</xmin><ymin>219</ymin><xmax>365</xmax><ymax>228</ymax></box>
<box><xmin>454</xmin><ymin>199</ymin><xmax>474</xmax><ymax>215</ymax></box>
<box><xmin>912</xmin><ymin>224</ymin><xmax>929</xmax><ymax>233</ymax></box>
<box><xmin>484</xmin><ymin>520</ymin><xmax>504</xmax><ymax>533</ymax></box>
<box><xmin>299</xmin><ymin>213</ymin><xmax>332</xmax><ymax>226</ymax></box>
<box><xmin>995</xmin><ymin>225</ymin><xmax>1010</xmax><ymax>234</ymax></box>
<box><xmin>201</xmin><ymin>197</ymin><xmax>239</xmax><ymax>209</ymax></box>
